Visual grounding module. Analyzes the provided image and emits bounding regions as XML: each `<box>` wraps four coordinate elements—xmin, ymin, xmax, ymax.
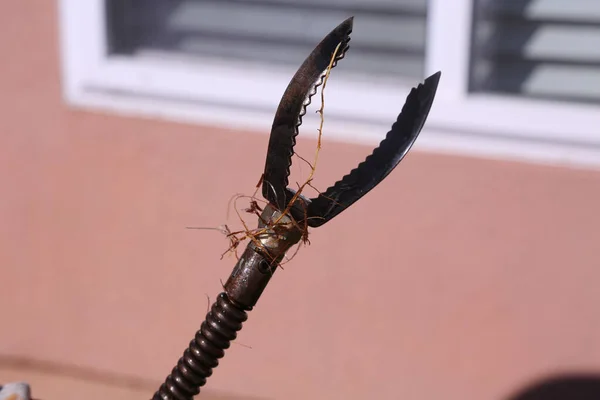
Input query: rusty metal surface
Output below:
<box><xmin>152</xmin><ymin>204</ymin><xmax>305</xmax><ymax>399</ymax></box>
<box><xmin>152</xmin><ymin>16</ymin><xmax>440</xmax><ymax>400</ymax></box>
<box><xmin>224</xmin><ymin>204</ymin><xmax>303</xmax><ymax>308</ymax></box>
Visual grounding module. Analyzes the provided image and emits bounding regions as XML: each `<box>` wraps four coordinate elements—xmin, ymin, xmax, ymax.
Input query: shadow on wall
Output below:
<box><xmin>508</xmin><ymin>374</ymin><xmax>600</xmax><ymax>400</ymax></box>
<box><xmin>2</xmin><ymin>356</ymin><xmax>600</xmax><ymax>399</ymax></box>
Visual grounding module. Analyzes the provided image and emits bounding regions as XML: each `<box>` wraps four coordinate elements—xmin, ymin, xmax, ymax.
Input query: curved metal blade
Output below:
<box><xmin>304</xmin><ymin>71</ymin><xmax>442</xmax><ymax>227</ymax></box>
<box><xmin>262</xmin><ymin>17</ymin><xmax>353</xmax><ymax>211</ymax></box>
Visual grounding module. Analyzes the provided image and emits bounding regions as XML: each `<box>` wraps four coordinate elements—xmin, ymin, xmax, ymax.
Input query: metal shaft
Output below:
<box><xmin>152</xmin><ymin>291</ymin><xmax>248</xmax><ymax>400</ymax></box>
<box><xmin>152</xmin><ymin>204</ymin><xmax>303</xmax><ymax>399</ymax></box>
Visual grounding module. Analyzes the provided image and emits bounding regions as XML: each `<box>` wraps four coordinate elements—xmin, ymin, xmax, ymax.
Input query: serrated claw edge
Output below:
<box><xmin>304</xmin><ymin>71</ymin><xmax>441</xmax><ymax>226</ymax></box>
<box><xmin>296</xmin><ymin>38</ymin><xmax>351</xmax><ymax>135</ymax></box>
<box><xmin>263</xmin><ymin>17</ymin><xmax>354</xmax><ymax>209</ymax></box>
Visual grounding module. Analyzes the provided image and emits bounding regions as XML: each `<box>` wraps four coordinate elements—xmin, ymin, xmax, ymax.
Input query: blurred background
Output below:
<box><xmin>2</xmin><ymin>0</ymin><xmax>600</xmax><ymax>399</ymax></box>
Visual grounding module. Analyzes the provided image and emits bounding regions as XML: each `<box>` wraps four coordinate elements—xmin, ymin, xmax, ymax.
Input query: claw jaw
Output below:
<box><xmin>262</xmin><ymin>17</ymin><xmax>354</xmax><ymax>211</ymax></box>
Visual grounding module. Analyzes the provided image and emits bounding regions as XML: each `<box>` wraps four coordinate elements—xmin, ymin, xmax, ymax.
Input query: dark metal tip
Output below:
<box><xmin>425</xmin><ymin>70</ymin><xmax>442</xmax><ymax>87</ymax></box>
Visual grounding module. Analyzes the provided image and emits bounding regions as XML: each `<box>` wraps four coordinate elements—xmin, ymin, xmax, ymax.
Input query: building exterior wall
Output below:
<box><xmin>1</xmin><ymin>2</ymin><xmax>600</xmax><ymax>399</ymax></box>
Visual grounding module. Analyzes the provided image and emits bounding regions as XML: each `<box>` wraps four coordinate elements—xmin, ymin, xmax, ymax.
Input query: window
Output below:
<box><xmin>59</xmin><ymin>0</ymin><xmax>600</xmax><ymax>168</ymax></box>
<box><xmin>106</xmin><ymin>0</ymin><xmax>428</xmax><ymax>82</ymax></box>
<box><xmin>469</xmin><ymin>0</ymin><xmax>600</xmax><ymax>104</ymax></box>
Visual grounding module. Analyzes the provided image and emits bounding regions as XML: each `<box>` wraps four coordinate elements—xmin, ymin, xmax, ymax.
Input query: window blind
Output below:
<box><xmin>106</xmin><ymin>0</ymin><xmax>429</xmax><ymax>80</ymax></box>
<box><xmin>469</xmin><ymin>0</ymin><xmax>600</xmax><ymax>104</ymax></box>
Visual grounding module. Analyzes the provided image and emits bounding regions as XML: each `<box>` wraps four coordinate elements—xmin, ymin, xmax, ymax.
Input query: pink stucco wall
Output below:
<box><xmin>1</xmin><ymin>2</ymin><xmax>600</xmax><ymax>399</ymax></box>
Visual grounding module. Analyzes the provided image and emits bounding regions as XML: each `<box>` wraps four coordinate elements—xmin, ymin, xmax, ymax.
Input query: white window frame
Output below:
<box><xmin>58</xmin><ymin>0</ymin><xmax>600</xmax><ymax>169</ymax></box>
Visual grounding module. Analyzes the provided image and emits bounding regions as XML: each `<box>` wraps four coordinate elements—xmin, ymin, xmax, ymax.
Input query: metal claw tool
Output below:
<box><xmin>153</xmin><ymin>16</ymin><xmax>441</xmax><ymax>400</ymax></box>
